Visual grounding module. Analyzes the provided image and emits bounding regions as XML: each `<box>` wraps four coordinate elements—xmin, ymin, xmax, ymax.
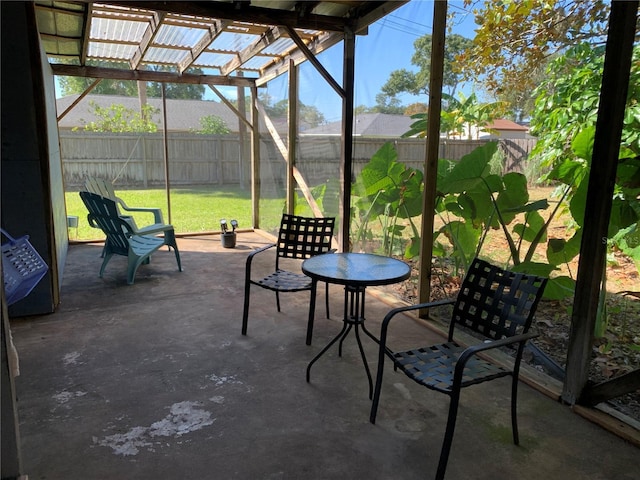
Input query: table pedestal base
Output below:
<box><xmin>306</xmin><ymin>285</ymin><xmax>378</xmax><ymax>398</ymax></box>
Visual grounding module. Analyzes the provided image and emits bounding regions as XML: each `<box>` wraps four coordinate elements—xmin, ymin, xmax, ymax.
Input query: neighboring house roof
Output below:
<box><xmin>485</xmin><ymin>119</ymin><xmax>529</xmax><ymax>132</ymax></box>
<box><xmin>302</xmin><ymin>113</ymin><xmax>414</xmax><ymax>137</ymax></box>
<box><xmin>56</xmin><ymin>94</ymin><xmax>241</xmax><ymax>132</ymax></box>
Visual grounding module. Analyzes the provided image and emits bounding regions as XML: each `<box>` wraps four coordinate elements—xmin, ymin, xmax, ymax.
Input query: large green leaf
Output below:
<box><xmin>613</xmin><ymin>222</ymin><xmax>640</xmax><ymax>270</ymax></box>
<box><xmin>440</xmin><ymin>220</ymin><xmax>480</xmax><ymax>264</ymax></box>
<box><xmin>495</xmin><ymin>172</ymin><xmax>530</xmax><ymax>224</ymax></box>
<box><xmin>569</xmin><ymin>174</ymin><xmax>589</xmax><ymax>227</ymax></box>
<box><xmin>396</xmin><ymin>169</ymin><xmax>424</xmax><ymax>218</ymax></box>
<box><xmin>571</xmin><ymin>126</ymin><xmax>595</xmax><ymax>161</ymax></box>
<box><xmin>438</xmin><ymin>141</ymin><xmax>498</xmax><ymax>194</ymax></box>
<box><xmin>359</xmin><ymin>142</ymin><xmax>399</xmax><ymax>196</ymax></box>
<box><xmin>542</xmin><ymin>276</ymin><xmax>576</xmax><ymax>300</ymax></box>
<box><xmin>510</xmin><ymin>262</ymin><xmax>574</xmax><ymax>300</ymax></box>
<box><xmin>513</xmin><ymin>210</ymin><xmax>546</xmax><ymax>243</ymax></box>
<box><xmin>609</xmin><ymin>197</ymin><xmax>639</xmax><ymax>237</ymax></box>
<box><xmin>510</xmin><ymin>261</ymin><xmax>557</xmax><ymax>277</ymax></box>
<box><xmin>547</xmin><ymin>229</ymin><xmax>582</xmax><ymax>266</ymax></box>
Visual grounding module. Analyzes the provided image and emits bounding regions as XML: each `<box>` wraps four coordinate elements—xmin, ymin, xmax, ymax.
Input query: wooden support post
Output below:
<box><xmin>562</xmin><ymin>0</ymin><xmax>638</xmax><ymax>405</ymax></box>
<box><xmin>340</xmin><ymin>29</ymin><xmax>355</xmax><ymax>252</ymax></box>
<box><xmin>161</xmin><ymin>83</ymin><xmax>171</xmax><ymax>224</ymax></box>
<box><xmin>417</xmin><ymin>0</ymin><xmax>446</xmax><ymax>315</ymax></box>
<box><xmin>250</xmin><ymin>85</ymin><xmax>260</xmax><ymax>229</ymax></box>
<box><xmin>287</xmin><ymin>59</ymin><xmax>297</xmax><ymax>214</ymax></box>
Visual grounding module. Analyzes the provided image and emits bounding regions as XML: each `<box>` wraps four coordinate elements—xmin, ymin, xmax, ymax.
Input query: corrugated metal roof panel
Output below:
<box><xmin>192</xmin><ymin>51</ymin><xmax>235</xmax><ymax>69</ymax></box>
<box><xmin>262</xmin><ymin>37</ymin><xmax>295</xmax><ymax>56</ymax></box>
<box><xmin>214</xmin><ymin>31</ymin><xmax>259</xmax><ymax>52</ymax></box>
<box><xmin>144</xmin><ymin>47</ymin><xmax>188</xmax><ymax>65</ymax></box>
<box><xmin>89</xmin><ymin>42</ymin><xmax>137</xmax><ymax>60</ymax></box>
<box><xmin>91</xmin><ymin>17</ymin><xmax>147</xmax><ymax>43</ymax></box>
<box><xmin>240</xmin><ymin>56</ymin><xmax>275</xmax><ymax>71</ymax></box>
<box><xmin>155</xmin><ymin>24</ymin><xmax>208</xmax><ymax>47</ymax></box>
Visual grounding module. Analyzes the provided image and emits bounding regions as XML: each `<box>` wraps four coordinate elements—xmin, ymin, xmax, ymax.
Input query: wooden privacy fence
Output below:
<box><xmin>60</xmin><ymin>131</ymin><xmax>537</xmax><ymax>188</ymax></box>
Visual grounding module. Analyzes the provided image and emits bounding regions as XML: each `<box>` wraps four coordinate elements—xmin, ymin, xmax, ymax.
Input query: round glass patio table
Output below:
<box><xmin>302</xmin><ymin>252</ymin><xmax>411</xmax><ymax>398</ymax></box>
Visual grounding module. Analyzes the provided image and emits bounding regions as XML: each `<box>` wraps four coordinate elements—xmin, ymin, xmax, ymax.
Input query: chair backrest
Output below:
<box><xmin>85</xmin><ymin>177</ymin><xmax>118</xmax><ymax>202</ymax></box>
<box><xmin>450</xmin><ymin>257</ymin><xmax>547</xmax><ymax>341</ymax></box>
<box><xmin>276</xmin><ymin>214</ymin><xmax>335</xmax><ymax>261</ymax></box>
<box><xmin>79</xmin><ymin>191</ymin><xmax>132</xmax><ymax>256</ymax></box>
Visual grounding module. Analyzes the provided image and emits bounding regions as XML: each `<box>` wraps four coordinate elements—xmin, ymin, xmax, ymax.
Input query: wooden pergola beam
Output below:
<box><xmin>105</xmin><ymin>1</ymin><xmax>357</xmax><ymax>32</ymax></box>
<box><xmin>220</xmin><ymin>25</ymin><xmax>281</xmax><ymax>76</ymax></box>
<box><xmin>50</xmin><ymin>64</ymin><xmax>256</xmax><ymax>88</ymax></box>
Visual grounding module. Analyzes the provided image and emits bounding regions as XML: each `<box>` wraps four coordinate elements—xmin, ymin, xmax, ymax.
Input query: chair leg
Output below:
<box><xmin>306</xmin><ymin>280</ymin><xmax>317</xmax><ymax>346</ymax></box>
<box><xmin>436</xmin><ymin>392</ymin><xmax>461</xmax><ymax>480</ymax></box>
<box><xmin>242</xmin><ymin>281</ymin><xmax>251</xmax><ymax>336</ymax></box>
<box><xmin>511</xmin><ymin>373</ymin><xmax>520</xmax><ymax>445</ymax></box>
<box><xmin>324</xmin><ymin>282</ymin><xmax>330</xmax><ymax>318</ymax></box>
<box><xmin>370</xmin><ymin>347</ymin><xmax>387</xmax><ymax>424</ymax></box>
<box><xmin>276</xmin><ymin>291</ymin><xmax>281</xmax><ymax>312</ymax></box>
<box><xmin>99</xmin><ymin>253</ymin><xmax>113</xmax><ymax>278</ymax></box>
<box><xmin>165</xmin><ymin>230</ymin><xmax>182</xmax><ymax>271</ymax></box>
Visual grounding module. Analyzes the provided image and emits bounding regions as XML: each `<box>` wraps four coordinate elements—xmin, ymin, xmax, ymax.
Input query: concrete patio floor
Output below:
<box><xmin>9</xmin><ymin>232</ymin><xmax>639</xmax><ymax>479</ymax></box>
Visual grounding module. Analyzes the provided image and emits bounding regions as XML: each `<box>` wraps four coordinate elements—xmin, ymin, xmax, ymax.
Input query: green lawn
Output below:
<box><xmin>66</xmin><ymin>185</ymin><xmax>290</xmax><ymax>241</ymax></box>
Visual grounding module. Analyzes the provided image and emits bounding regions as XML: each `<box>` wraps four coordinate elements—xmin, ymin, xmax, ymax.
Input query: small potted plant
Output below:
<box><xmin>220</xmin><ymin>219</ymin><xmax>238</xmax><ymax>248</ymax></box>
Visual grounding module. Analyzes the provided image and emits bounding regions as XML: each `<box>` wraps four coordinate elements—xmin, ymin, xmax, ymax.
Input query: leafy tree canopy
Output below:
<box><xmin>530</xmin><ymin>42</ymin><xmax>640</xmax><ymax>272</ymax></box>
<box><xmin>380</xmin><ymin>33</ymin><xmax>474</xmax><ymax>106</ymax></box>
<box><xmin>456</xmin><ymin>0</ymin><xmax>610</xmax><ymax>113</ymax></box>
<box><xmin>255</xmin><ymin>93</ymin><xmax>326</xmax><ymax>128</ymax></box>
<box><xmin>78</xmin><ymin>101</ymin><xmax>159</xmax><ymax>133</ymax></box>
<box><xmin>372</xmin><ymin>93</ymin><xmax>406</xmax><ymax>115</ymax></box>
<box><xmin>191</xmin><ymin>115</ymin><xmax>231</xmax><ymax>135</ymax></box>
<box><xmin>402</xmin><ymin>92</ymin><xmax>508</xmax><ymax>139</ymax></box>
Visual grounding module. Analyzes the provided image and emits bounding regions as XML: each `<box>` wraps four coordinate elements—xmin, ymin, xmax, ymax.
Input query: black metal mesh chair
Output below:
<box><xmin>242</xmin><ymin>214</ymin><xmax>335</xmax><ymax>345</ymax></box>
<box><xmin>370</xmin><ymin>257</ymin><xmax>547</xmax><ymax>480</ymax></box>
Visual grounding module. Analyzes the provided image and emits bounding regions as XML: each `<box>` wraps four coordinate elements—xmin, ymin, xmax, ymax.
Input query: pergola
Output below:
<box><xmin>35</xmin><ymin>0</ymin><xmax>410</xmax><ymax>250</ymax></box>
<box><xmin>2</xmin><ymin>1</ymin><xmax>639</xmax><ymax>476</ymax></box>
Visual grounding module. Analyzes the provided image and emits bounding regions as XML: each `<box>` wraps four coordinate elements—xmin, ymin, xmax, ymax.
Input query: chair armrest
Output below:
<box><xmin>244</xmin><ymin>243</ymin><xmax>276</xmax><ymax>277</ymax></box>
<box><xmin>377</xmin><ymin>298</ymin><xmax>457</xmax><ymax>358</ymax></box>
<box><xmin>380</xmin><ymin>299</ymin><xmax>456</xmax><ymax>336</ymax></box>
<box><xmin>116</xmin><ymin>197</ymin><xmax>164</xmax><ymax>224</ymax></box>
<box><xmin>453</xmin><ymin>331</ymin><xmax>540</xmax><ymax>384</ymax></box>
<box><xmin>247</xmin><ymin>243</ymin><xmax>276</xmax><ymax>260</ymax></box>
<box><xmin>87</xmin><ymin>214</ymin><xmax>137</xmax><ymax>235</ymax></box>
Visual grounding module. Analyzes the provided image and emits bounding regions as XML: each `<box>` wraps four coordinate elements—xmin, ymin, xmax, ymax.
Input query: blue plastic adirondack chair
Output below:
<box><xmin>84</xmin><ymin>176</ymin><xmax>165</xmax><ymax>230</ymax></box>
<box><xmin>79</xmin><ymin>191</ymin><xmax>182</xmax><ymax>284</ymax></box>
<box><xmin>84</xmin><ymin>177</ymin><xmax>175</xmax><ymax>255</ymax></box>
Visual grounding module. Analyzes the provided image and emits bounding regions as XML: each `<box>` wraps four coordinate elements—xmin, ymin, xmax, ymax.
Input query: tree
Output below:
<box><xmin>59</xmin><ymin>75</ymin><xmax>138</xmax><ymax>97</ymax></box>
<box><xmin>530</xmin><ymin>42</ymin><xmax>640</xmax><ymax>284</ymax></box>
<box><xmin>456</xmin><ymin>0</ymin><xmax>610</xmax><ymax>110</ymax></box>
<box><xmin>379</xmin><ymin>33</ymin><xmax>474</xmax><ymax>106</ymax></box>
<box><xmin>373</xmin><ymin>93</ymin><xmax>405</xmax><ymax>115</ymax></box>
<box><xmin>192</xmin><ymin>115</ymin><xmax>230</xmax><ymax>134</ymax></box>
<box><xmin>78</xmin><ymin>101</ymin><xmax>159</xmax><ymax>132</ymax></box>
<box><xmin>404</xmin><ymin>103</ymin><xmax>428</xmax><ymax>116</ymax></box>
<box><xmin>299</xmin><ymin>104</ymin><xmax>326</xmax><ymax>128</ymax></box>
<box><xmin>442</xmin><ymin>92</ymin><xmax>510</xmax><ymax>139</ymax></box>
<box><xmin>355</xmin><ymin>104</ymin><xmax>376</xmax><ymax>115</ymax></box>
<box><xmin>401</xmin><ymin>93</ymin><xmax>509</xmax><ymax>139</ymax></box>
<box><xmin>256</xmin><ymin>94</ymin><xmax>326</xmax><ymax>128</ymax></box>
